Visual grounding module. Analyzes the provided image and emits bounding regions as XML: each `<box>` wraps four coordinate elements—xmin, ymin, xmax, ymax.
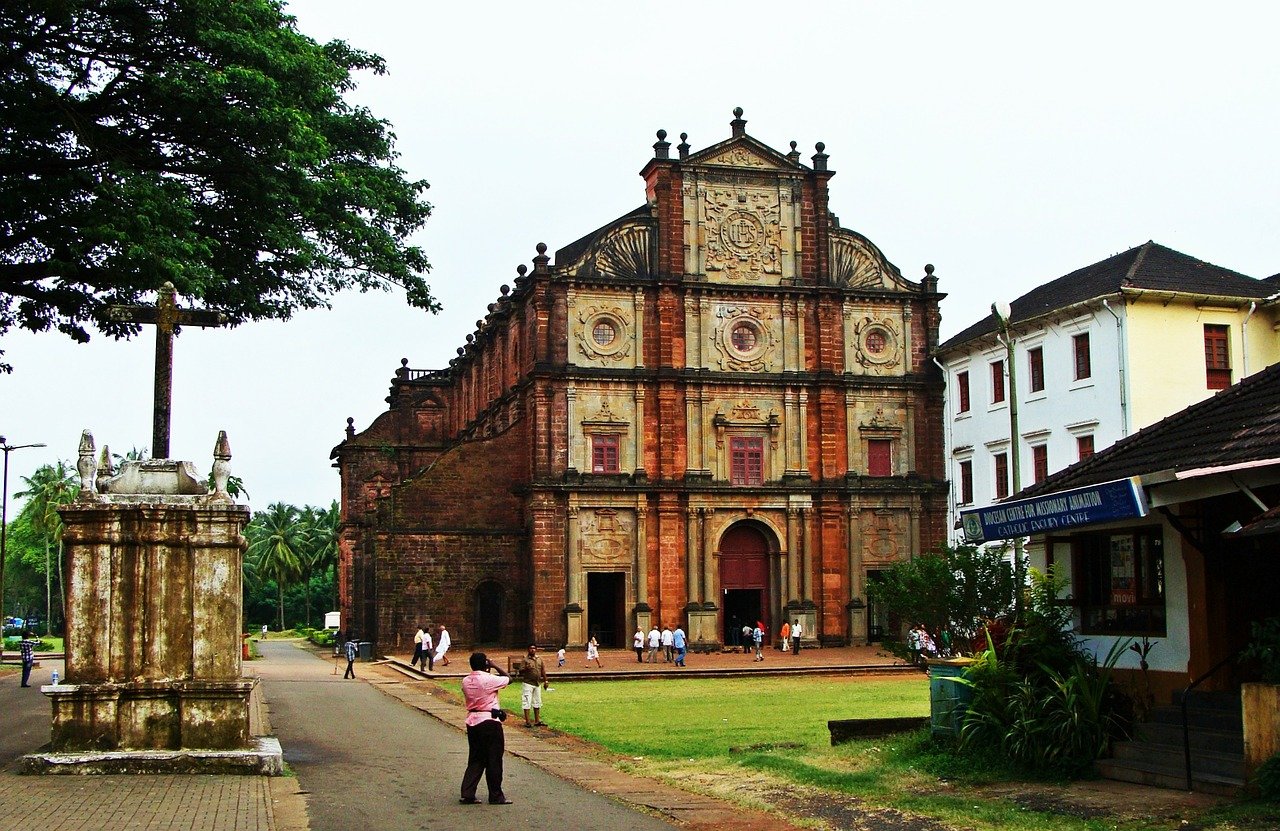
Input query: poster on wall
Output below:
<box><xmin>1109</xmin><ymin>535</ymin><xmax>1136</xmax><ymax>605</ymax></box>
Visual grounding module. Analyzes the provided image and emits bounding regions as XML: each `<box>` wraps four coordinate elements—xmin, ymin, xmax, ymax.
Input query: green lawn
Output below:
<box><xmin>514</xmin><ymin>675</ymin><xmax>926</xmax><ymax>758</ymax></box>
<box><xmin>438</xmin><ymin>674</ymin><xmax>1277</xmax><ymax>831</ymax></box>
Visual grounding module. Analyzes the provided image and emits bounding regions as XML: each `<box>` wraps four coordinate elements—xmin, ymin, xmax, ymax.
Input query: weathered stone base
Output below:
<box><xmin>44</xmin><ymin>679</ymin><xmax>256</xmax><ymax>751</ymax></box>
<box><xmin>18</xmin><ymin>736</ymin><xmax>283</xmax><ymax>776</ymax></box>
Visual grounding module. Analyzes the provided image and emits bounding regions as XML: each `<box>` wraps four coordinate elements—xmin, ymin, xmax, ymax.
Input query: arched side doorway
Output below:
<box><xmin>718</xmin><ymin>521</ymin><xmax>773</xmax><ymax>646</ymax></box>
<box><xmin>474</xmin><ymin>580</ymin><xmax>505</xmax><ymax>645</ymax></box>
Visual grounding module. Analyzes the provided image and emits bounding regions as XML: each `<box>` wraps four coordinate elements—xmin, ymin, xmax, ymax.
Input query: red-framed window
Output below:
<box><xmin>591</xmin><ymin>434</ymin><xmax>620</xmax><ymax>473</ymax></box>
<box><xmin>956</xmin><ymin>371</ymin><xmax>970</xmax><ymax>414</ymax></box>
<box><xmin>958</xmin><ymin>460</ymin><xmax>973</xmax><ymax>505</ymax></box>
<box><xmin>729</xmin><ymin>437</ymin><xmax>764</xmax><ymax>485</ymax></box>
<box><xmin>1077</xmin><ymin>435</ymin><xmax>1094</xmax><ymax>461</ymax></box>
<box><xmin>1073</xmin><ymin>333</ymin><xmax>1091</xmax><ymax>380</ymax></box>
<box><xmin>867</xmin><ymin>439</ymin><xmax>892</xmax><ymax>476</ymax></box>
<box><xmin>991</xmin><ymin>360</ymin><xmax>1006</xmax><ymax>403</ymax></box>
<box><xmin>1204</xmin><ymin>324</ymin><xmax>1231</xmax><ymax>390</ymax></box>
<box><xmin>994</xmin><ymin>452</ymin><xmax>1009</xmax><ymax>499</ymax></box>
<box><xmin>1028</xmin><ymin>347</ymin><xmax>1044</xmax><ymax>393</ymax></box>
<box><xmin>1032</xmin><ymin>444</ymin><xmax>1048</xmax><ymax>484</ymax></box>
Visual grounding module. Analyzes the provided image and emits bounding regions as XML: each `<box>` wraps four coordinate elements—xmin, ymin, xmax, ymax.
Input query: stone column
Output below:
<box><xmin>801</xmin><ymin>506</ymin><xmax>813</xmax><ymax>602</ymax></box>
<box><xmin>567</xmin><ymin>504</ymin><xmax>582</xmax><ymax>604</ymax></box>
<box><xmin>633</xmin><ymin>503</ymin><xmax>651</xmax><ymax>633</ymax></box>
<box><xmin>786</xmin><ymin>507</ymin><xmax>800</xmax><ymax>606</ymax></box>
<box><xmin>685</xmin><ymin>506</ymin><xmax>701</xmax><ymax>604</ymax></box>
<box><xmin>797</xmin><ymin>390</ymin><xmax>809</xmax><ymax>475</ymax></box>
<box><xmin>847</xmin><ymin>502</ymin><xmax>867</xmax><ymax>645</ymax></box>
<box><xmin>701</xmin><ymin>508</ymin><xmax>715</xmax><ymax>607</ymax></box>
<box><xmin>566</xmin><ymin>386</ymin><xmax>579</xmax><ymax>472</ymax></box>
<box><xmin>633</xmin><ymin>388</ymin><xmax>646</xmax><ymax>475</ymax></box>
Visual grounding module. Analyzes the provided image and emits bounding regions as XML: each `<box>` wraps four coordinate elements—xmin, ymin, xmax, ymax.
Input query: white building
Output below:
<box><xmin>936</xmin><ymin>241</ymin><xmax>1280</xmax><ymax>539</ymax></box>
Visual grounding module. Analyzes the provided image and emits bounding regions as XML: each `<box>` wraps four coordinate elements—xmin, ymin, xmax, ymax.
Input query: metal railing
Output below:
<box><xmin>1180</xmin><ymin>651</ymin><xmax>1237</xmax><ymax>791</ymax></box>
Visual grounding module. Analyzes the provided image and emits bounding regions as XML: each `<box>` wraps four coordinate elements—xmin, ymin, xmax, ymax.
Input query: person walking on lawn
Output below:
<box><xmin>519</xmin><ymin>645</ymin><xmax>548</xmax><ymax>727</ymax></box>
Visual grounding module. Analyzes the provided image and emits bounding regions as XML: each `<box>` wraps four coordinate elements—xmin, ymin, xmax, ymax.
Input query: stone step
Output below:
<box><xmin>1148</xmin><ymin>704</ymin><xmax>1242</xmax><ymax>732</ymax></box>
<box><xmin>1095</xmin><ymin>757</ymin><xmax>1243</xmax><ymax>796</ymax></box>
<box><xmin>1110</xmin><ymin>739</ymin><xmax>1245</xmax><ymax>780</ymax></box>
<box><xmin>1135</xmin><ymin>721</ymin><xmax>1244</xmax><ymax>755</ymax></box>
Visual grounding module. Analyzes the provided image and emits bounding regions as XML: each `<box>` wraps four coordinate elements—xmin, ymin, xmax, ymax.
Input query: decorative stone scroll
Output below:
<box><xmin>829</xmin><ymin>229</ymin><xmax>908</xmax><ymax>290</ymax></box>
<box><xmin>564</xmin><ymin>219</ymin><xmax>654</xmax><ymax>281</ymax></box>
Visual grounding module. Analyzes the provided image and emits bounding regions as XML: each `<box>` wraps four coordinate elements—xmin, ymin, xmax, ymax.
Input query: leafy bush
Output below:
<box><xmin>1241</xmin><ymin>618</ymin><xmax>1280</xmax><ymax>684</ymax></box>
<box><xmin>308</xmin><ymin>630</ymin><xmax>335</xmax><ymax>647</ymax></box>
<box><xmin>1256</xmin><ymin>752</ymin><xmax>1280</xmax><ymax>801</ymax></box>
<box><xmin>953</xmin><ymin>567</ymin><xmax>1131</xmax><ymax>775</ymax></box>
<box><xmin>866</xmin><ymin>542</ymin><xmax>1015</xmax><ymax>661</ymax></box>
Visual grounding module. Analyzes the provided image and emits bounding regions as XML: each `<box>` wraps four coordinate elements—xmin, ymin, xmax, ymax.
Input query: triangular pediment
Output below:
<box><xmin>685</xmin><ymin>135</ymin><xmax>802</xmax><ymax>172</ymax></box>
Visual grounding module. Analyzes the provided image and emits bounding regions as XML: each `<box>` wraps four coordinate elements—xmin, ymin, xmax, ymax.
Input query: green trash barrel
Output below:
<box><xmin>928</xmin><ymin>657</ymin><xmax>975</xmax><ymax>737</ymax></box>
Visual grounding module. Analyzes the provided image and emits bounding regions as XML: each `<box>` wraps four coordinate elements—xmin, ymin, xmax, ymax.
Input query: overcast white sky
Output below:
<box><xmin>2</xmin><ymin>1</ymin><xmax>1277</xmax><ymax>513</ymax></box>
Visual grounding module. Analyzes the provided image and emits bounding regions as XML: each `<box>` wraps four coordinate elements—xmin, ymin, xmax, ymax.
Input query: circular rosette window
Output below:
<box><xmin>584</xmin><ymin>313</ymin><xmax>628</xmax><ymax>358</ymax></box>
<box><xmin>855</xmin><ymin>319</ymin><xmax>900</xmax><ymax>367</ymax></box>
<box><xmin>726</xmin><ymin>317</ymin><xmax>768</xmax><ymax>361</ymax></box>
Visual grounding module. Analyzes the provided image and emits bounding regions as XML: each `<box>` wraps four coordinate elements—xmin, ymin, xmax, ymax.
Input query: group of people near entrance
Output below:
<box><xmin>739</xmin><ymin>619</ymin><xmax>804</xmax><ymax>661</ymax></box>
<box><xmin>409</xmin><ymin>623</ymin><xmax>452</xmax><ymax>672</ymax></box>
<box><xmin>634</xmin><ymin>624</ymin><xmax>688</xmax><ymax>666</ymax></box>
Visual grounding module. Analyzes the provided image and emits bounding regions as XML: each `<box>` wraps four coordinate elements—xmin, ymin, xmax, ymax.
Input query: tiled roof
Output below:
<box><xmin>938</xmin><ymin>242</ymin><xmax>1269</xmax><ymax>353</ymax></box>
<box><xmin>1015</xmin><ymin>361</ymin><xmax>1280</xmax><ymax>499</ymax></box>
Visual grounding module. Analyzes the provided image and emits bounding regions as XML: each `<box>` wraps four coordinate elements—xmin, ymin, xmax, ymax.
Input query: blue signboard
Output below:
<box><xmin>960</xmin><ymin>477</ymin><xmax>1148</xmax><ymax>543</ymax></box>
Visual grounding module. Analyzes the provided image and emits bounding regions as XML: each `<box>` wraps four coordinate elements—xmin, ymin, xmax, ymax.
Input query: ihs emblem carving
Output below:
<box><xmin>702</xmin><ymin>188</ymin><xmax>781</xmax><ymax>281</ymax></box>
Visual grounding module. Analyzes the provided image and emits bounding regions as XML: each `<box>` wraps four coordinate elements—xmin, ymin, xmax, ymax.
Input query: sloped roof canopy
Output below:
<box><xmin>938</xmin><ymin>241</ymin><xmax>1272</xmax><ymax>353</ymax></box>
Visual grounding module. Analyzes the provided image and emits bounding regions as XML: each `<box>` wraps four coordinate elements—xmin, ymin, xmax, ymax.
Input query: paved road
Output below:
<box><xmin>256</xmin><ymin>641</ymin><xmax>675</xmax><ymax>831</ymax></box>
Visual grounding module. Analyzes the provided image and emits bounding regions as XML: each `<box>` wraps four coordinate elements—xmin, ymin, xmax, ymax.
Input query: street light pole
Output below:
<box><xmin>0</xmin><ymin>436</ymin><xmax>48</xmax><ymax>661</ymax></box>
<box><xmin>991</xmin><ymin>303</ymin><xmax>1024</xmax><ymax>617</ymax></box>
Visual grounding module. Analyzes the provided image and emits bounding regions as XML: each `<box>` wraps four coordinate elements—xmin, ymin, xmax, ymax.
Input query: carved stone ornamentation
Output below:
<box><xmin>830</xmin><ymin>229</ymin><xmax>901</xmax><ymax>289</ymax></box>
<box><xmin>705</xmin><ymin>147</ymin><xmax>774</xmax><ymax>168</ymax></box>
<box><xmin>702</xmin><ymin>188</ymin><xmax>781</xmax><ymax>281</ymax></box>
<box><xmin>562</xmin><ymin>219</ymin><xmax>655</xmax><ymax>281</ymax></box>
<box><xmin>211</xmin><ymin>430</ymin><xmax>233</xmax><ymax>498</ymax></box>
<box><xmin>580</xmin><ymin>508</ymin><xmax>634</xmax><ymax>567</ymax></box>
<box><xmin>710</xmin><ymin>304</ymin><xmax>777</xmax><ymax>372</ymax></box>
<box><xmin>853</xmin><ymin>317</ymin><xmax>902</xmax><ymax>373</ymax></box>
<box><xmin>863</xmin><ymin>509</ymin><xmax>906</xmax><ymax>564</ymax></box>
<box><xmin>76</xmin><ymin>430</ymin><xmax>96</xmax><ymax>495</ymax></box>
<box><xmin>574</xmin><ymin>305</ymin><xmax>633</xmax><ymax>363</ymax></box>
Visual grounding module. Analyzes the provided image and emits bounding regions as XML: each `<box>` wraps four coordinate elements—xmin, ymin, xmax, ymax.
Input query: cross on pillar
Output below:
<box><xmin>107</xmin><ymin>282</ymin><xmax>227</xmax><ymax>459</ymax></box>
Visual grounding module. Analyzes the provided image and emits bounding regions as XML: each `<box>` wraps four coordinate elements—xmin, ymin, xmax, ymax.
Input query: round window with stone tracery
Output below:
<box><xmin>593</xmin><ymin>321</ymin><xmax>616</xmax><ymax>347</ymax></box>
<box><xmin>865</xmin><ymin>330</ymin><xmax>886</xmax><ymax>355</ymax></box>
<box><xmin>731</xmin><ymin>323</ymin><xmax>758</xmax><ymax>353</ymax></box>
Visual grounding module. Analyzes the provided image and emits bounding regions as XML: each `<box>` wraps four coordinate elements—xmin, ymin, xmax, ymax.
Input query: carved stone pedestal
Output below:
<box><xmin>26</xmin><ymin>444</ymin><xmax>278</xmax><ymax>775</ymax></box>
<box><xmin>686</xmin><ymin>606</ymin><xmax>720</xmax><ymax>652</ymax></box>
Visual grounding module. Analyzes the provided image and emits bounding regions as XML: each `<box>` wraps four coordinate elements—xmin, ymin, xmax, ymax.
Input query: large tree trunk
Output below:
<box><xmin>44</xmin><ymin>539</ymin><xmax>51</xmax><ymax>637</ymax></box>
<box><xmin>277</xmin><ymin>582</ymin><xmax>285</xmax><ymax>632</ymax></box>
<box><xmin>56</xmin><ymin>538</ymin><xmax>64</xmax><ymax>635</ymax></box>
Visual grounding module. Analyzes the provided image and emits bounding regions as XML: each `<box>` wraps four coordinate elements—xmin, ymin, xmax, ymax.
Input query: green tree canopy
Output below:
<box><xmin>0</xmin><ymin>0</ymin><xmax>436</xmax><ymax>372</ymax></box>
<box><xmin>245</xmin><ymin>501</ymin><xmax>306</xmax><ymax>631</ymax></box>
<box><xmin>866</xmin><ymin>542</ymin><xmax>1015</xmax><ymax>657</ymax></box>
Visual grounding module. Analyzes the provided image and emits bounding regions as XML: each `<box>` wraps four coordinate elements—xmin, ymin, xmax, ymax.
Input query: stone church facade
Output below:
<box><xmin>332</xmin><ymin>110</ymin><xmax>949</xmax><ymax>653</ymax></box>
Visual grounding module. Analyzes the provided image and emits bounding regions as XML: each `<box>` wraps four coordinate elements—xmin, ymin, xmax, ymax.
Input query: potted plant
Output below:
<box><xmin>1240</xmin><ymin>617</ymin><xmax>1280</xmax><ymax>783</ymax></box>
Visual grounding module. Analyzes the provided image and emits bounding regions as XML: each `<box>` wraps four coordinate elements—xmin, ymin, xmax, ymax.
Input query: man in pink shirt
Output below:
<box><xmin>459</xmin><ymin>652</ymin><xmax>513</xmax><ymax>805</ymax></box>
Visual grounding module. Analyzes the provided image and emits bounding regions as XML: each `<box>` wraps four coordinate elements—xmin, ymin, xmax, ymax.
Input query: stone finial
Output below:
<box><xmin>532</xmin><ymin>242</ymin><xmax>550</xmax><ymax>275</ymax></box>
<box><xmin>786</xmin><ymin>140</ymin><xmax>801</xmax><ymax>165</ymax></box>
<box><xmin>345</xmin><ymin>417</ymin><xmax>355</xmax><ymax>440</ymax></box>
<box><xmin>730</xmin><ymin>107</ymin><xmax>747</xmax><ymax>137</ymax></box>
<box><xmin>77</xmin><ymin>430</ymin><xmax>96</xmax><ymax>495</ymax></box>
<box><xmin>466</xmin><ymin>333</ymin><xmax>474</xmax><ymax>344</ymax></box>
<box><xmin>812</xmin><ymin>141</ymin><xmax>829</xmax><ymax>171</ymax></box>
<box><xmin>500</xmin><ymin>284</ymin><xmax>510</xmax><ymax>296</ymax></box>
<box><xmin>456</xmin><ymin>347</ymin><xmax>466</xmax><ymax>356</ymax></box>
<box><xmin>211</xmin><ymin>430</ymin><xmax>232</xmax><ymax>497</ymax></box>
<box><xmin>653</xmin><ymin>129</ymin><xmax>670</xmax><ymax>160</ymax></box>
<box><xmin>678</xmin><ymin>132</ymin><xmax>690</xmax><ymax>160</ymax></box>
<box><xmin>96</xmin><ymin>445</ymin><xmax>115</xmax><ymax>490</ymax></box>
<box><xmin>922</xmin><ymin>263</ymin><xmax>939</xmax><ymax>294</ymax></box>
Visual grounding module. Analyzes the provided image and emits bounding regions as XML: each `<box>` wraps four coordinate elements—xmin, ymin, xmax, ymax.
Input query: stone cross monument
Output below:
<box><xmin>27</xmin><ymin>430</ymin><xmax>279</xmax><ymax>774</ymax></box>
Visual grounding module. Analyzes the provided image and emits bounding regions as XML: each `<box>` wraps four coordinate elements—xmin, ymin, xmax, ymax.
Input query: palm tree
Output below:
<box><xmin>245</xmin><ymin>503</ymin><xmax>307</xmax><ymax>632</ymax></box>
<box><xmin>296</xmin><ymin>502</ymin><xmax>339</xmax><ymax>627</ymax></box>
<box><xmin>16</xmin><ymin>462</ymin><xmax>80</xmax><ymax>635</ymax></box>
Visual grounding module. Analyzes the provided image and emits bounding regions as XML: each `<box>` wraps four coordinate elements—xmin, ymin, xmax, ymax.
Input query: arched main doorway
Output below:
<box><xmin>719</xmin><ymin>522</ymin><xmax>772</xmax><ymax>646</ymax></box>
